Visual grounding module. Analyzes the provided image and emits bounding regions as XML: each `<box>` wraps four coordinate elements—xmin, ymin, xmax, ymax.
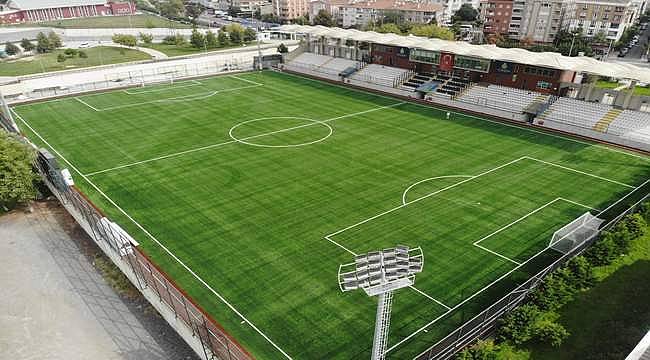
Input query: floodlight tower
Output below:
<box><xmin>338</xmin><ymin>245</ymin><xmax>424</xmax><ymax>360</ymax></box>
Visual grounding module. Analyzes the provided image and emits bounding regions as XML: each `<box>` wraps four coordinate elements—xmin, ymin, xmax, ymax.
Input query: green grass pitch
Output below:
<box><xmin>12</xmin><ymin>71</ymin><xmax>650</xmax><ymax>359</ymax></box>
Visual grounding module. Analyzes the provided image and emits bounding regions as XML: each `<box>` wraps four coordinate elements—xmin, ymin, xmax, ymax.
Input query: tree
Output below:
<box><xmin>20</xmin><ymin>38</ymin><xmax>34</xmax><ymax>52</ymax></box>
<box><xmin>229</xmin><ymin>30</ymin><xmax>242</xmax><ymax>45</ymax></box>
<box><xmin>226</xmin><ymin>23</ymin><xmax>246</xmax><ymax>44</ymax></box>
<box><xmin>160</xmin><ymin>0</ymin><xmax>184</xmax><ymax>17</ymax></box>
<box><xmin>185</xmin><ymin>3</ymin><xmax>202</xmax><ymax>20</ymax></box>
<box><xmin>139</xmin><ymin>32</ymin><xmax>154</xmax><ymax>45</ymax></box>
<box><xmin>190</xmin><ymin>28</ymin><xmax>206</xmax><ymax>48</ymax></box>
<box><xmin>4</xmin><ymin>42</ymin><xmax>19</xmax><ymax>56</ymax></box>
<box><xmin>313</xmin><ymin>9</ymin><xmax>334</xmax><ymax>26</ymax></box>
<box><xmin>0</xmin><ymin>132</ymin><xmax>37</xmax><ymax>211</ymax></box>
<box><xmin>112</xmin><ymin>34</ymin><xmax>137</xmax><ymax>47</ymax></box>
<box><xmin>293</xmin><ymin>15</ymin><xmax>309</xmax><ymax>25</ymax></box>
<box><xmin>218</xmin><ymin>30</ymin><xmax>229</xmax><ymax>46</ymax></box>
<box><xmin>243</xmin><ymin>28</ymin><xmax>256</xmax><ymax>42</ymax></box>
<box><xmin>36</xmin><ymin>32</ymin><xmax>50</xmax><ymax>53</ymax></box>
<box><xmin>382</xmin><ymin>10</ymin><xmax>403</xmax><ymax>24</ymax></box>
<box><xmin>277</xmin><ymin>43</ymin><xmax>288</xmax><ymax>53</ymax></box>
<box><xmin>410</xmin><ymin>24</ymin><xmax>454</xmax><ymax>40</ymax></box>
<box><xmin>452</xmin><ymin>4</ymin><xmax>479</xmax><ymax>23</ymax></box>
<box><xmin>47</xmin><ymin>31</ymin><xmax>62</xmax><ymax>49</ymax></box>
<box><xmin>376</xmin><ymin>23</ymin><xmax>401</xmax><ymax>34</ymax></box>
<box><xmin>205</xmin><ymin>30</ymin><xmax>218</xmax><ymax>48</ymax></box>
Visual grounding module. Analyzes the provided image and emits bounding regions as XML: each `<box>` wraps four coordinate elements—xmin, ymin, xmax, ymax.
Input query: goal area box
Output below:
<box><xmin>549</xmin><ymin>212</ymin><xmax>605</xmax><ymax>254</ymax></box>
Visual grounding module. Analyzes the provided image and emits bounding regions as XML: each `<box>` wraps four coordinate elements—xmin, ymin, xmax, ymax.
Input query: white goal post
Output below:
<box><xmin>549</xmin><ymin>212</ymin><xmax>604</xmax><ymax>254</ymax></box>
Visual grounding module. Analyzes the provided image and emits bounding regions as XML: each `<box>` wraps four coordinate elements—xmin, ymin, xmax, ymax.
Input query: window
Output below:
<box><xmin>455</xmin><ymin>55</ymin><xmax>490</xmax><ymax>72</ymax></box>
<box><xmin>409</xmin><ymin>48</ymin><xmax>440</xmax><ymax>64</ymax></box>
<box><xmin>536</xmin><ymin>81</ymin><xmax>552</xmax><ymax>89</ymax></box>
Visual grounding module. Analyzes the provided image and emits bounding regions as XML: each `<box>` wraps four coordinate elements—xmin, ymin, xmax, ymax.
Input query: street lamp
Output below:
<box><xmin>338</xmin><ymin>245</ymin><xmax>424</xmax><ymax>360</ymax></box>
<box><xmin>568</xmin><ymin>32</ymin><xmax>579</xmax><ymax>57</ymax></box>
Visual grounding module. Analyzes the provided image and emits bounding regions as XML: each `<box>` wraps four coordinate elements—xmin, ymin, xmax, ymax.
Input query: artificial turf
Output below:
<box><xmin>12</xmin><ymin>70</ymin><xmax>650</xmax><ymax>359</ymax></box>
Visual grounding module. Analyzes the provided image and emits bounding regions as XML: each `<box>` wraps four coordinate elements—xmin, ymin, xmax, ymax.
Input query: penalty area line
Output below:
<box><xmin>10</xmin><ymin>108</ymin><xmax>294</xmax><ymax>360</ymax></box>
<box><xmin>75</xmin><ymin>97</ymin><xmax>100</xmax><ymax>112</ymax></box>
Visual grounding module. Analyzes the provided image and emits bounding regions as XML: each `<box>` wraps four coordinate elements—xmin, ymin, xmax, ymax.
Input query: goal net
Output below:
<box><xmin>549</xmin><ymin>212</ymin><xmax>604</xmax><ymax>254</ymax></box>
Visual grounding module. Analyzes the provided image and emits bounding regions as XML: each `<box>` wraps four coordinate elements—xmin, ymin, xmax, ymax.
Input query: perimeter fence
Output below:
<box><xmin>28</xmin><ymin>146</ymin><xmax>254</xmax><ymax>360</ymax></box>
<box><xmin>3</xmin><ymin>58</ymin><xmax>255</xmax><ymax>104</ymax></box>
<box><xmin>415</xmin><ymin>179</ymin><xmax>650</xmax><ymax>360</ymax></box>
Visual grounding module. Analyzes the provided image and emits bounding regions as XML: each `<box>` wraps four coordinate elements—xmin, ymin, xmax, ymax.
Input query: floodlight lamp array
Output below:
<box><xmin>338</xmin><ymin>245</ymin><xmax>424</xmax><ymax>296</ymax></box>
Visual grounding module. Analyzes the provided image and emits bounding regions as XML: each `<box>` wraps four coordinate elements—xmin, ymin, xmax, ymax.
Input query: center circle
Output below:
<box><xmin>228</xmin><ymin>117</ymin><xmax>333</xmax><ymax>148</ymax></box>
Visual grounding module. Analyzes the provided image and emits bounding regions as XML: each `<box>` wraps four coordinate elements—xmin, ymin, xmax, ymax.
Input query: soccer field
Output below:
<box><xmin>12</xmin><ymin>71</ymin><xmax>650</xmax><ymax>359</ymax></box>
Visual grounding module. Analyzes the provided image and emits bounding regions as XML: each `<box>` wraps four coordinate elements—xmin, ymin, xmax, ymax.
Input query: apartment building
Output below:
<box><xmin>481</xmin><ymin>0</ymin><xmax>514</xmax><ymax>35</ymax></box>
<box><xmin>273</xmin><ymin>0</ymin><xmax>310</xmax><ymax>19</ymax></box>
<box><xmin>340</xmin><ymin>0</ymin><xmax>443</xmax><ymax>28</ymax></box>
<box><xmin>308</xmin><ymin>0</ymin><xmax>348</xmax><ymax>24</ymax></box>
<box><xmin>565</xmin><ymin>0</ymin><xmax>638</xmax><ymax>40</ymax></box>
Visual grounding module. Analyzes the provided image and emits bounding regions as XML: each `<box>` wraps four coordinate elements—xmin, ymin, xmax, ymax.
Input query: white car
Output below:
<box><xmin>79</xmin><ymin>42</ymin><xmax>90</xmax><ymax>48</ymax></box>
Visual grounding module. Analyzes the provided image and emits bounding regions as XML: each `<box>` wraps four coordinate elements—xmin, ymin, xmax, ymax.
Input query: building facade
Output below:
<box><xmin>0</xmin><ymin>0</ymin><xmax>135</xmax><ymax>24</ymax></box>
<box><xmin>273</xmin><ymin>0</ymin><xmax>310</xmax><ymax>19</ymax></box>
<box><xmin>308</xmin><ymin>0</ymin><xmax>348</xmax><ymax>24</ymax></box>
<box><xmin>481</xmin><ymin>0</ymin><xmax>514</xmax><ymax>35</ymax></box>
<box><xmin>340</xmin><ymin>0</ymin><xmax>443</xmax><ymax>28</ymax></box>
<box><xmin>565</xmin><ymin>0</ymin><xmax>638</xmax><ymax>40</ymax></box>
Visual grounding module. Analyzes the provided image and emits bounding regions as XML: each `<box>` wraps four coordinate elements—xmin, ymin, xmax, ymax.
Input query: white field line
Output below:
<box><xmin>278</xmin><ymin>70</ymin><xmax>650</xmax><ymax>162</ymax></box>
<box><xmin>409</xmin><ymin>286</ymin><xmax>452</xmax><ymax>310</ymax></box>
<box><xmin>474</xmin><ymin>244</ymin><xmax>521</xmax><ymax>265</ymax></box>
<box><xmin>325</xmin><ymin>231</ymin><xmax>452</xmax><ymax>309</ymax></box>
<box><xmin>85</xmin><ymin>102</ymin><xmax>406</xmax><ymax>176</ymax></box>
<box><xmin>558</xmin><ymin>197</ymin><xmax>601</xmax><ymax>211</ymax></box>
<box><xmin>11</xmin><ymin>108</ymin><xmax>294</xmax><ymax>360</ymax></box>
<box><xmin>325</xmin><ymin>156</ymin><xmax>529</xmax><ymax>240</ymax></box>
<box><xmin>385</xmin><ymin>197</ymin><xmax>598</xmax><ymax>355</ymax></box>
<box><xmin>123</xmin><ymin>79</ymin><xmax>203</xmax><ymax>95</ymax></box>
<box><xmin>96</xmin><ymin>84</ymin><xmax>263</xmax><ymax>112</ymax></box>
<box><xmin>402</xmin><ymin>175</ymin><xmax>474</xmax><ymax>205</ymax></box>
<box><xmin>229</xmin><ymin>75</ymin><xmax>263</xmax><ymax>86</ymax></box>
<box><xmin>74</xmin><ymin>97</ymin><xmax>100</xmax><ymax>112</ymax></box>
<box><xmin>524</xmin><ymin>156</ymin><xmax>635</xmax><ymax>188</ymax></box>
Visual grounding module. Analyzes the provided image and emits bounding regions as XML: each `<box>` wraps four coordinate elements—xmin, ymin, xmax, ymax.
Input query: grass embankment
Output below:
<box><xmin>529</xmin><ymin>229</ymin><xmax>650</xmax><ymax>359</ymax></box>
<box><xmin>0</xmin><ymin>46</ymin><xmax>151</xmax><ymax>76</ymax></box>
<box><xmin>595</xmin><ymin>80</ymin><xmax>650</xmax><ymax>96</ymax></box>
<box><xmin>141</xmin><ymin>42</ymin><xmax>253</xmax><ymax>57</ymax></box>
<box><xmin>4</xmin><ymin>14</ymin><xmax>192</xmax><ymax>29</ymax></box>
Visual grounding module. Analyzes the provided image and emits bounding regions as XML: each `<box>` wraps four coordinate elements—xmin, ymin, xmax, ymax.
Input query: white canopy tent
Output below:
<box><xmin>278</xmin><ymin>24</ymin><xmax>650</xmax><ymax>83</ymax></box>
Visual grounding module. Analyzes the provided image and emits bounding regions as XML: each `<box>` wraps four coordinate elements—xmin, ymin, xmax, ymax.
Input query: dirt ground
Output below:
<box><xmin>0</xmin><ymin>201</ymin><xmax>199</xmax><ymax>360</ymax></box>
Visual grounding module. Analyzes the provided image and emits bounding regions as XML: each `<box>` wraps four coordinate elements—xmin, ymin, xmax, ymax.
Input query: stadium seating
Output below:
<box><xmin>538</xmin><ymin>97</ymin><xmax>612</xmax><ymax>130</ymax></box>
<box><xmin>350</xmin><ymin>64</ymin><xmax>414</xmax><ymax>88</ymax></box>
<box><xmin>457</xmin><ymin>84</ymin><xmax>549</xmax><ymax>113</ymax></box>
<box><xmin>287</xmin><ymin>53</ymin><xmax>362</xmax><ymax>76</ymax></box>
<box><xmin>608</xmin><ymin>110</ymin><xmax>650</xmax><ymax>142</ymax></box>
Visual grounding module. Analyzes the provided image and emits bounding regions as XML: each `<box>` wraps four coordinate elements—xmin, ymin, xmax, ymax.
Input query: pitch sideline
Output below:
<box><xmin>11</xmin><ymin>108</ymin><xmax>295</xmax><ymax>360</ymax></box>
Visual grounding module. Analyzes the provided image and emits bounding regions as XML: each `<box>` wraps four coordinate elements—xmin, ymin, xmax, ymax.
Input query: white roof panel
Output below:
<box><xmin>280</xmin><ymin>25</ymin><xmax>650</xmax><ymax>83</ymax></box>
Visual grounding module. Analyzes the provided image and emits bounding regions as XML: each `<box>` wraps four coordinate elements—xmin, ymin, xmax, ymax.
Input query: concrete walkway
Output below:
<box><xmin>0</xmin><ymin>202</ymin><xmax>198</xmax><ymax>360</ymax></box>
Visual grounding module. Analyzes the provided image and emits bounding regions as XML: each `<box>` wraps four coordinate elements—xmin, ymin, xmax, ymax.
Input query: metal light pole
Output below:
<box><xmin>568</xmin><ymin>33</ymin><xmax>578</xmax><ymax>56</ymax></box>
<box><xmin>338</xmin><ymin>245</ymin><xmax>424</xmax><ymax>360</ymax></box>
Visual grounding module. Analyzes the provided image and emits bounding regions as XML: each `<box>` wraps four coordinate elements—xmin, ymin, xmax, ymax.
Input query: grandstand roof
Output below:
<box><xmin>278</xmin><ymin>25</ymin><xmax>650</xmax><ymax>83</ymax></box>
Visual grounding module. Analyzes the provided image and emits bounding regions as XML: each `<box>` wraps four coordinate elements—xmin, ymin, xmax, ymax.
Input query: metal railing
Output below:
<box><xmin>20</xmin><ymin>140</ymin><xmax>254</xmax><ymax>360</ymax></box>
<box><xmin>5</xmin><ymin>59</ymin><xmax>255</xmax><ymax>105</ymax></box>
<box><xmin>415</xmin><ymin>180</ymin><xmax>650</xmax><ymax>360</ymax></box>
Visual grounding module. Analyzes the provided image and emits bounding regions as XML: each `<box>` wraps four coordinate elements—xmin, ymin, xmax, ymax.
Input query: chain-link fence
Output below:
<box><xmin>5</xmin><ymin>58</ymin><xmax>255</xmax><ymax>105</ymax></box>
<box><xmin>415</xmin><ymin>180</ymin><xmax>650</xmax><ymax>360</ymax></box>
<box><xmin>30</xmin><ymin>147</ymin><xmax>253</xmax><ymax>360</ymax></box>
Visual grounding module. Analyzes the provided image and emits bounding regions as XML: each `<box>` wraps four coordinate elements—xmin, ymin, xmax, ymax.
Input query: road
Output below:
<box><xmin>196</xmin><ymin>12</ymin><xmax>277</xmax><ymax>30</ymax></box>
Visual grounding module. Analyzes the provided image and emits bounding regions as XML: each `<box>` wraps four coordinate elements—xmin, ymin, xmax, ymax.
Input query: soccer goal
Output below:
<box><xmin>549</xmin><ymin>212</ymin><xmax>604</xmax><ymax>254</ymax></box>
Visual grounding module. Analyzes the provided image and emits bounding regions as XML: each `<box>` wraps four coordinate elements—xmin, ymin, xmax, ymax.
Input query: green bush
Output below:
<box><xmin>565</xmin><ymin>256</ymin><xmax>595</xmax><ymax>290</ymax></box>
<box><xmin>497</xmin><ymin>304</ymin><xmax>541</xmax><ymax>345</ymax></box>
<box><xmin>20</xmin><ymin>38</ymin><xmax>35</xmax><ymax>52</ymax></box>
<box><xmin>277</xmin><ymin>43</ymin><xmax>288</xmax><ymax>53</ymax></box>
<box><xmin>139</xmin><ymin>32</ymin><xmax>154</xmax><ymax>45</ymax></box>
<box><xmin>78</xmin><ymin>50</ymin><xmax>87</xmax><ymax>58</ymax></box>
<box><xmin>112</xmin><ymin>34</ymin><xmax>137</xmax><ymax>47</ymax></box>
<box><xmin>530</xmin><ymin>269</ymin><xmax>578</xmax><ymax>311</ymax></box>
<box><xmin>0</xmin><ymin>132</ymin><xmax>37</xmax><ymax>211</ymax></box>
<box><xmin>56</xmin><ymin>53</ymin><xmax>66</xmax><ymax>62</ymax></box>
<box><xmin>63</xmin><ymin>48</ymin><xmax>77</xmax><ymax>56</ymax></box>
<box><xmin>584</xmin><ymin>233</ymin><xmax>619</xmax><ymax>266</ymax></box>
<box><xmin>532</xmin><ymin>316</ymin><xmax>569</xmax><ymax>347</ymax></box>
<box><xmin>4</xmin><ymin>42</ymin><xmax>19</xmax><ymax>56</ymax></box>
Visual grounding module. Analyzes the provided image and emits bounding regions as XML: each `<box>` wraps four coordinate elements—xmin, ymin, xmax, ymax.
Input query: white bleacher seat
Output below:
<box><xmin>287</xmin><ymin>53</ymin><xmax>361</xmax><ymax>76</ymax></box>
<box><xmin>349</xmin><ymin>64</ymin><xmax>413</xmax><ymax>88</ymax></box>
<box><xmin>457</xmin><ymin>85</ymin><xmax>548</xmax><ymax>113</ymax></box>
<box><xmin>540</xmin><ymin>97</ymin><xmax>611</xmax><ymax>129</ymax></box>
